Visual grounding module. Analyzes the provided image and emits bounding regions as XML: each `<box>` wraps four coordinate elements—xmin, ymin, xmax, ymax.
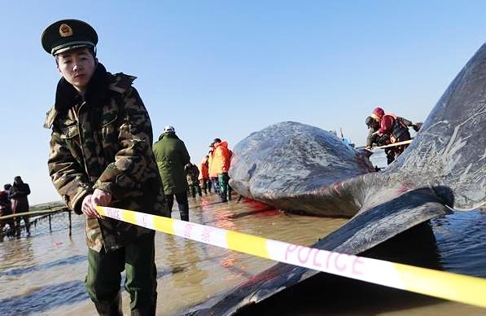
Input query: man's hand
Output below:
<box><xmin>92</xmin><ymin>189</ymin><xmax>112</xmax><ymax>207</ymax></box>
<box><xmin>81</xmin><ymin>189</ymin><xmax>112</xmax><ymax>219</ymax></box>
<box><xmin>412</xmin><ymin>123</ymin><xmax>422</xmax><ymax>132</ymax></box>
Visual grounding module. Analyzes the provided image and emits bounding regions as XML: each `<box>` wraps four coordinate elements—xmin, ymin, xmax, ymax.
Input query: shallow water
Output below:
<box><xmin>0</xmin><ymin>192</ymin><xmax>485</xmax><ymax>315</ymax></box>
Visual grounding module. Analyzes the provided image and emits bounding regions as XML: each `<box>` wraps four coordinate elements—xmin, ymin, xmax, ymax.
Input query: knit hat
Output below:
<box><xmin>372</xmin><ymin>107</ymin><xmax>385</xmax><ymax>118</ymax></box>
<box><xmin>365</xmin><ymin>116</ymin><xmax>374</xmax><ymax>127</ymax></box>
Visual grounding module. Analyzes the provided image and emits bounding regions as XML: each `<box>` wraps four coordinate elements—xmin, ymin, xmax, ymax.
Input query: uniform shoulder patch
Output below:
<box><xmin>44</xmin><ymin>105</ymin><xmax>58</xmax><ymax>129</ymax></box>
<box><xmin>109</xmin><ymin>73</ymin><xmax>137</xmax><ymax>93</ymax></box>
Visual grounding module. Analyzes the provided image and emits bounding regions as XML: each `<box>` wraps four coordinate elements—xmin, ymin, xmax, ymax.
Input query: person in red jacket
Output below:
<box><xmin>366</xmin><ymin>107</ymin><xmax>420</xmax><ymax>164</ymax></box>
<box><xmin>198</xmin><ymin>155</ymin><xmax>211</xmax><ymax>195</ymax></box>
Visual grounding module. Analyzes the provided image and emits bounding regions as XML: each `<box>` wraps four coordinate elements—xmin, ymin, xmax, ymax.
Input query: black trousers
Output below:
<box><xmin>166</xmin><ymin>192</ymin><xmax>189</xmax><ymax>221</ymax></box>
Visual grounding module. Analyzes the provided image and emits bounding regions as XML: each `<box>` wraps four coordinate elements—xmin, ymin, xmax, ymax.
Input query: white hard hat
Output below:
<box><xmin>164</xmin><ymin>125</ymin><xmax>175</xmax><ymax>133</ymax></box>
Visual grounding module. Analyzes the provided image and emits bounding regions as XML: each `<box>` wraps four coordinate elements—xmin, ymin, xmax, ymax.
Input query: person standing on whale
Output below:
<box><xmin>365</xmin><ymin>107</ymin><xmax>420</xmax><ymax>164</ymax></box>
<box><xmin>42</xmin><ymin>19</ymin><xmax>168</xmax><ymax>315</ymax></box>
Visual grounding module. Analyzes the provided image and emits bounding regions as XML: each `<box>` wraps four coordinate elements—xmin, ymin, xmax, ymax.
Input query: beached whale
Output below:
<box><xmin>228</xmin><ymin>122</ymin><xmax>377</xmax><ymax>217</ymax></box>
<box><xmin>184</xmin><ymin>42</ymin><xmax>486</xmax><ymax>315</ymax></box>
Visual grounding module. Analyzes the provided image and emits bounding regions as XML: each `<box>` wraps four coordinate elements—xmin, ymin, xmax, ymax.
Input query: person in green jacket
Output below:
<box><xmin>153</xmin><ymin>126</ymin><xmax>191</xmax><ymax>221</ymax></box>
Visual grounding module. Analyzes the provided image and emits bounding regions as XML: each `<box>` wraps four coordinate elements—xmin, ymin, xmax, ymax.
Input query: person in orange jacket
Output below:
<box><xmin>207</xmin><ymin>143</ymin><xmax>219</xmax><ymax>194</ymax></box>
<box><xmin>211</xmin><ymin>138</ymin><xmax>232</xmax><ymax>202</ymax></box>
<box><xmin>198</xmin><ymin>155</ymin><xmax>211</xmax><ymax>195</ymax></box>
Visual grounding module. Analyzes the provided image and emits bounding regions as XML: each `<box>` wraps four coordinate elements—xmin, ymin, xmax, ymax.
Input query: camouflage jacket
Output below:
<box><xmin>44</xmin><ymin>63</ymin><xmax>169</xmax><ymax>252</ymax></box>
<box><xmin>185</xmin><ymin>164</ymin><xmax>200</xmax><ymax>186</ymax></box>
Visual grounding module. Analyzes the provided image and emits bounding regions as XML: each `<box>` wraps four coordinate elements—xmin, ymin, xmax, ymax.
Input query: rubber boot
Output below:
<box><xmin>25</xmin><ymin>218</ymin><xmax>31</xmax><ymax>237</ymax></box>
<box><xmin>180</xmin><ymin>212</ymin><xmax>189</xmax><ymax>221</ymax></box>
<box><xmin>131</xmin><ymin>303</ymin><xmax>156</xmax><ymax>316</ymax></box>
<box><xmin>94</xmin><ymin>292</ymin><xmax>123</xmax><ymax>316</ymax></box>
<box><xmin>228</xmin><ymin>186</ymin><xmax>232</xmax><ymax>201</ymax></box>
<box><xmin>179</xmin><ymin>204</ymin><xmax>189</xmax><ymax>222</ymax></box>
<box><xmin>220</xmin><ymin>192</ymin><xmax>228</xmax><ymax>203</ymax></box>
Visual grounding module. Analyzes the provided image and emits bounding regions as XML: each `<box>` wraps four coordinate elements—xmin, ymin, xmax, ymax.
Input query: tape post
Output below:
<box><xmin>96</xmin><ymin>206</ymin><xmax>486</xmax><ymax>309</ymax></box>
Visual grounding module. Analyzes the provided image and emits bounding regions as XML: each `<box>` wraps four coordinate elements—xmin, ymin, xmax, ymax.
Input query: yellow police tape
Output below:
<box><xmin>96</xmin><ymin>206</ymin><xmax>486</xmax><ymax>309</ymax></box>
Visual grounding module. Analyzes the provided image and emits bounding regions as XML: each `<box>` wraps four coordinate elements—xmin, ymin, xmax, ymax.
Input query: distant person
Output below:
<box><xmin>0</xmin><ymin>184</ymin><xmax>15</xmax><ymax>237</ymax></box>
<box><xmin>10</xmin><ymin>176</ymin><xmax>31</xmax><ymax>237</ymax></box>
<box><xmin>153</xmin><ymin>125</ymin><xmax>191</xmax><ymax>221</ymax></box>
<box><xmin>212</xmin><ymin>138</ymin><xmax>232</xmax><ymax>202</ymax></box>
<box><xmin>207</xmin><ymin>143</ymin><xmax>219</xmax><ymax>194</ymax></box>
<box><xmin>198</xmin><ymin>155</ymin><xmax>211</xmax><ymax>195</ymax></box>
<box><xmin>365</xmin><ymin>114</ymin><xmax>394</xmax><ymax>169</ymax></box>
<box><xmin>42</xmin><ymin>19</ymin><xmax>167</xmax><ymax>315</ymax></box>
<box><xmin>185</xmin><ymin>163</ymin><xmax>202</xmax><ymax>198</ymax></box>
<box><xmin>365</xmin><ymin>113</ymin><xmax>393</xmax><ymax>161</ymax></box>
<box><xmin>365</xmin><ymin>107</ymin><xmax>420</xmax><ymax>164</ymax></box>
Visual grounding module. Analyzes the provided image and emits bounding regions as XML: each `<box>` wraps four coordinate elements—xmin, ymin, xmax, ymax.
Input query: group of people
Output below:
<box><xmin>152</xmin><ymin>124</ymin><xmax>234</xmax><ymax>224</ymax></box>
<box><xmin>152</xmin><ymin>125</ymin><xmax>234</xmax><ymax>222</ymax></box>
<box><xmin>0</xmin><ymin>176</ymin><xmax>31</xmax><ymax>238</ymax></box>
<box><xmin>364</xmin><ymin>106</ymin><xmax>421</xmax><ymax>165</ymax></box>
<box><xmin>40</xmin><ymin>18</ymin><xmax>235</xmax><ymax>315</ymax></box>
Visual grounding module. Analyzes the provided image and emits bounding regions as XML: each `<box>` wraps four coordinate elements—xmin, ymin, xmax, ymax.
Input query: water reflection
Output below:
<box><xmin>432</xmin><ymin>210</ymin><xmax>486</xmax><ymax>278</ymax></box>
<box><xmin>0</xmin><ymin>280</ymin><xmax>88</xmax><ymax>315</ymax></box>
<box><xmin>162</xmin><ymin>236</ymin><xmax>210</xmax><ymax>309</ymax></box>
<box><xmin>0</xmin><ymin>255</ymin><xmax>85</xmax><ymax>278</ymax></box>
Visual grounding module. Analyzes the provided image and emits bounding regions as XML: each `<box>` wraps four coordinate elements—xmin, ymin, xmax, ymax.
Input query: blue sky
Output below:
<box><xmin>2</xmin><ymin>0</ymin><xmax>486</xmax><ymax>205</ymax></box>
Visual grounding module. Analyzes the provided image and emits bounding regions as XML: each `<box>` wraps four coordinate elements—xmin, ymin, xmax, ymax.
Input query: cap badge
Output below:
<box><xmin>59</xmin><ymin>23</ymin><xmax>73</xmax><ymax>37</ymax></box>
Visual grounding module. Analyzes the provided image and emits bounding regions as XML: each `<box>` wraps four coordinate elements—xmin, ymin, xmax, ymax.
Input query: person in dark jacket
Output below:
<box><xmin>153</xmin><ymin>125</ymin><xmax>191</xmax><ymax>221</ymax></box>
<box><xmin>0</xmin><ymin>184</ymin><xmax>15</xmax><ymax>238</ymax></box>
<box><xmin>10</xmin><ymin>176</ymin><xmax>31</xmax><ymax>237</ymax></box>
<box><xmin>42</xmin><ymin>19</ymin><xmax>168</xmax><ymax>315</ymax></box>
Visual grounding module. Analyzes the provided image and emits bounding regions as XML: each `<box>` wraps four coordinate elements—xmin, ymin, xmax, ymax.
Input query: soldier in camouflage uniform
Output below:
<box><xmin>41</xmin><ymin>19</ymin><xmax>168</xmax><ymax>316</ymax></box>
<box><xmin>185</xmin><ymin>163</ymin><xmax>202</xmax><ymax>198</ymax></box>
